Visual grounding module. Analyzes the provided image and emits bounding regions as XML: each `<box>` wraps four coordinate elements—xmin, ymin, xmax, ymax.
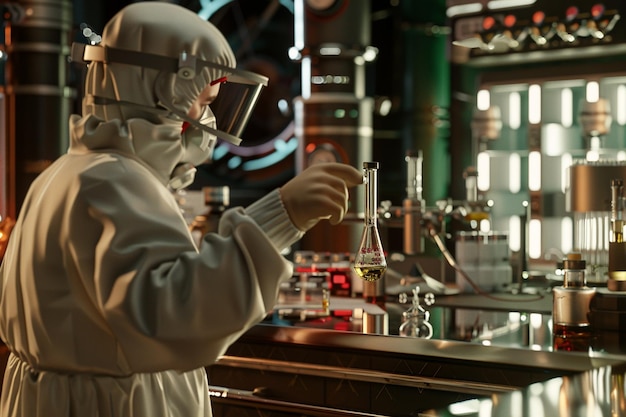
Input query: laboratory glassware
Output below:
<box><xmin>353</xmin><ymin>161</ymin><xmax>387</xmax><ymax>282</ymax></box>
<box><xmin>399</xmin><ymin>286</ymin><xmax>434</xmax><ymax>339</ymax></box>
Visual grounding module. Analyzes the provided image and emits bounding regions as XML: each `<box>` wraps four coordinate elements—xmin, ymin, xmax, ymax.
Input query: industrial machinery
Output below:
<box><xmin>449</xmin><ymin>0</ymin><xmax>626</xmax><ymax>284</ymax></box>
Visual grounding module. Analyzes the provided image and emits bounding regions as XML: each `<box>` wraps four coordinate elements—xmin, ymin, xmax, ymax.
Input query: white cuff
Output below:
<box><xmin>245</xmin><ymin>189</ymin><xmax>304</xmax><ymax>251</ymax></box>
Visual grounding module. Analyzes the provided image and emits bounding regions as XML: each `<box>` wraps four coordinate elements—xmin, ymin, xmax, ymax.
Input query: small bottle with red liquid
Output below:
<box><xmin>552</xmin><ymin>253</ymin><xmax>596</xmax><ymax>352</ymax></box>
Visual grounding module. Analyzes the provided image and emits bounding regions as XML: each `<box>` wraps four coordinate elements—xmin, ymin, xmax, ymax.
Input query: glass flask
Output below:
<box><xmin>353</xmin><ymin>162</ymin><xmax>387</xmax><ymax>282</ymax></box>
<box><xmin>399</xmin><ymin>286</ymin><xmax>434</xmax><ymax>339</ymax></box>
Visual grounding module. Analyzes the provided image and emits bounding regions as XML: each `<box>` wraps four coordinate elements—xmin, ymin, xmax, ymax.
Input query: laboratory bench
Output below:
<box><xmin>206</xmin><ymin>291</ymin><xmax>626</xmax><ymax>417</ymax></box>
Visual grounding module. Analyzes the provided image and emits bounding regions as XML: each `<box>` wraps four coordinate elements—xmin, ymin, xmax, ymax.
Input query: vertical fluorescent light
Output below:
<box><xmin>477</xmin><ymin>89</ymin><xmax>490</xmax><ymax>111</ymax></box>
<box><xmin>561</xmin><ymin>153</ymin><xmax>572</xmax><ymax>193</ymax></box>
<box><xmin>530</xmin><ymin>313</ymin><xmax>543</xmax><ymax>329</ymax></box>
<box><xmin>544</xmin><ymin>124</ymin><xmax>563</xmax><ymax>156</ymax></box>
<box><xmin>293</xmin><ymin>0</ymin><xmax>305</xmax><ymax>50</ymax></box>
<box><xmin>294</xmin><ymin>99</ymin><xmax>304</xmax><ymax>137</ymax></box>
<box><xmin>301</xmin><ymin>56</ymin><xmax>311</xmax><ymax>98</ymax></box>
<box><xmin>528</xmin><ymin>151</ymin><xmax>541</xmax><ymax>191</ymax></box>
<box><xmin>509</xmin><ymin>92</ymin><xmax>521</xmax><ymax>129</ymax></box>
<box><xmin>529</xmin><ymin>397</ymin><xmax>546</xmax><ymax>417</ymax></box>
<box><xmin>561</xmin><ymin>216</ymin><xmax>573</xmax><ymax>254</ymax></box>
<box><xmin>618</xmin><ymin>85</ymin><xmax>626</xmax><ymax>126</ymax></box>
<box><xmin>528</xmin><ymin>84</ymin><xmax>541</xmax><ymax>124</ymax></box>
<box><xmin>509</xmin><ymin>153</ymin><xmax>521</xmax><ymax>193</ymax></box>
<box><xmin>509</xmin><ymin>215</ymin><xmax>521</xmax><ymax>252</ymax></box>
<box><xmin>477</xmin><ymin>152</ymin><xmax>490</xmax><ymax>191</ymax></box>
<box><xmin>586</xmin><ymin>81</ymin><xmax>600</xmax><ymax>103</ymax></box>
<box><xmin>509</xmin><ymin>391</ymin><xmax>523</xmax><ymax>417</ymax></box>
<box><xmin>561</xmin><ymin>88</ymin><xmax>573</xmax><ymax>127</ymax></box>
<box><xmin>618</xmin><ymin>150</ymin><xmax>626</xmax><ymax>161</ymax></box>
<box><xmin>529</xmin><ymin>219</ymin><xmax>542</xmax><ymax>259</ymax></box>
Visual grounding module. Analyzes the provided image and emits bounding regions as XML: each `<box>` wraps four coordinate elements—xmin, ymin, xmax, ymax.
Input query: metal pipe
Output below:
<box><xmin>403</xmin><ymin>150</ymin><xmax>425</xmax><ymax>255</ymax></box>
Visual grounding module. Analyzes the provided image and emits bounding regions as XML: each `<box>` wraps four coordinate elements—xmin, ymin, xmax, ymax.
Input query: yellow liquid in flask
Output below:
<box><xmin>354</xmin><ymin>265</ymin><xmax>387</xmax><ymax>282</ymax></box>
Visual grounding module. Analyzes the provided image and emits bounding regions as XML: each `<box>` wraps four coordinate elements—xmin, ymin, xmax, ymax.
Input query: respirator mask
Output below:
<box><xmin>168</xmin><ymin>106</ymin><xmax>217</xmax><ymax>190</ymax></box>
<box><xmin>181</xmin><ymin>105</ymin><xmax>217</xmax><ymax>166</ymax></box>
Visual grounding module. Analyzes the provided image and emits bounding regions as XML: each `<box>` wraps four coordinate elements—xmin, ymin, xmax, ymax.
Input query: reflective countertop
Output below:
<box><xmin>264</xmin><ymin>291</ymin><xmax>626</xmax><ymax>416</ymax></box>
<box><xmin>420</xmin><ymin>362</ymin><xmax>626</xmax><ymax>417</ymax></box>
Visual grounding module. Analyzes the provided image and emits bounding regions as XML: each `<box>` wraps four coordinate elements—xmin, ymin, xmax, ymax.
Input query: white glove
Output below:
<box><xmin>280</xmin><ymin>162</ymin><xmax>363</xmax><ymax>232</ymax></box>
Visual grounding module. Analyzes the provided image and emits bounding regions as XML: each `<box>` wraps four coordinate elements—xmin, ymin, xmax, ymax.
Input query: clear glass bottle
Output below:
<box><xmin>353</xmin><ymin>162</ymin><xmax>387</xmax><ymax>282</ymax></box>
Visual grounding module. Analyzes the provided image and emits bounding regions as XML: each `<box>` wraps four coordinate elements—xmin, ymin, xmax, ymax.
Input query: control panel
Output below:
<box><xmin>450</xmin><ymin>0</ymin><xmax>624</xmax><ymax>64</ymax></box>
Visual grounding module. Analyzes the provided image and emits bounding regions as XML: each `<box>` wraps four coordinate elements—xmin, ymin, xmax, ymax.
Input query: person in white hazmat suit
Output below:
<box><xmin>0</xmin><ymin>2</ymin><xmax>363</xmax><ymax>416</ymax></box>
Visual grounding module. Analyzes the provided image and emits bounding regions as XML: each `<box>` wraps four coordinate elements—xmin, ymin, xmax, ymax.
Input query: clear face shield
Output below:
<box><xmin>71</xmin><ymin>43</ymin><xmax>269</xmax><ymax>147</ymax></box>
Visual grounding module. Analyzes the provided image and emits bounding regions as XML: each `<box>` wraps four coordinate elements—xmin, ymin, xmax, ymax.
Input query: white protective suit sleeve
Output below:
<box><xmin>245</xmin><ymin>189</ymin><xmax>305</xmax><ymax>250</ymax></box>
<box><xmin>72</xmin><ymin>154</ymin><xmax>296</xmax><ymax>373</ymax></box>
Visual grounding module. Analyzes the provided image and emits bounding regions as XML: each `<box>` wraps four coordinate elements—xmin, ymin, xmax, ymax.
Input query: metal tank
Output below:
<box><xmin>0</xmin><ymin>0</ymin><xmax>74</xmax><ymax>218</ymax></box>
<box><xmin>291</xmin><ymin>0</ymin><xmax>376</xmax><ymax>253</ymax></box>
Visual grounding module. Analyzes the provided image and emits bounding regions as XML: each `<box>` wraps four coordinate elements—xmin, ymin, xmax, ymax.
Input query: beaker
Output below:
<box><xmin>353</xmin><ymin>162</ymin><xmax>387</xmax><ymax>282</ymax></box>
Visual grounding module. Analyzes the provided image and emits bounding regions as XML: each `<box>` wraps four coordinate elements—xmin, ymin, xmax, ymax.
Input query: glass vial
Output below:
<box><xmin>609</xmin><ymin>179</ymin><xmax>626</xmax><ymax>291</ymax></box>
<box><xmin>552</xmin><ymin>253</ymin><xmax>596</xmax><ymax>352</ymax></box>
<box><xmin>353</xmin><ymin>162</ymin><xmax>387</xmax><ymax>282</ymax></box>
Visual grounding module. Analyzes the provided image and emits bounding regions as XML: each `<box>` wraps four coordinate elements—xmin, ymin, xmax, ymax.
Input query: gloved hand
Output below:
<box><xmin>280</xmin><ymin>162</ymin><xmax>363</xmax><ymax>232</ymax></box>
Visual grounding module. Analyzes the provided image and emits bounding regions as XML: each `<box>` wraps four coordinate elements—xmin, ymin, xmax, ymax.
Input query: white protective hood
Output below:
<box><xmin>81</xmin><ymin>2</ymin><xmax>236</xmax><ymax>188</ymax></box>
<box><xmin>83</xmin><ymin>2</ymin><xmax>235</xmax><ymax>123</ymax></box>
<box><xmin>74</xmin><ymin>2</ymin><xmax>268</xmax><ymax>188</ymax></box>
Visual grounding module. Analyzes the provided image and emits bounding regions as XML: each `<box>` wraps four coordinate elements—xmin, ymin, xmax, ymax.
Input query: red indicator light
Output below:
<box><xmin>591</xmin><ymin>4</ymin><xmax>605</xmax><ymax>18</ymax></box>
<box><xmin>503</xmin><ymin>14</ymin><xmax>516</xmax><ymax>27</ymax></box>
<box><xmin>483</xmin><ymin>16</ymin><xmax>496</xmax><ymax>30</ymax></box>
<box><xmin>333</xmin><ymin>310</ymin><xmax>352</xmax><ymax>317</ymax></box>
<box><xmin>565</xmin><ymin>6</ymin><xmax>579</xmax><ymax>21</ymax></box>
<box><xmin>332</xmin><ymin>274</ymin><xmax>347</xmax><ymax>284</ymax></box>
<box><xmin>532</xmin><ymin>11</ymin><xmax>545</xmax><ymax>25</ymax></box>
